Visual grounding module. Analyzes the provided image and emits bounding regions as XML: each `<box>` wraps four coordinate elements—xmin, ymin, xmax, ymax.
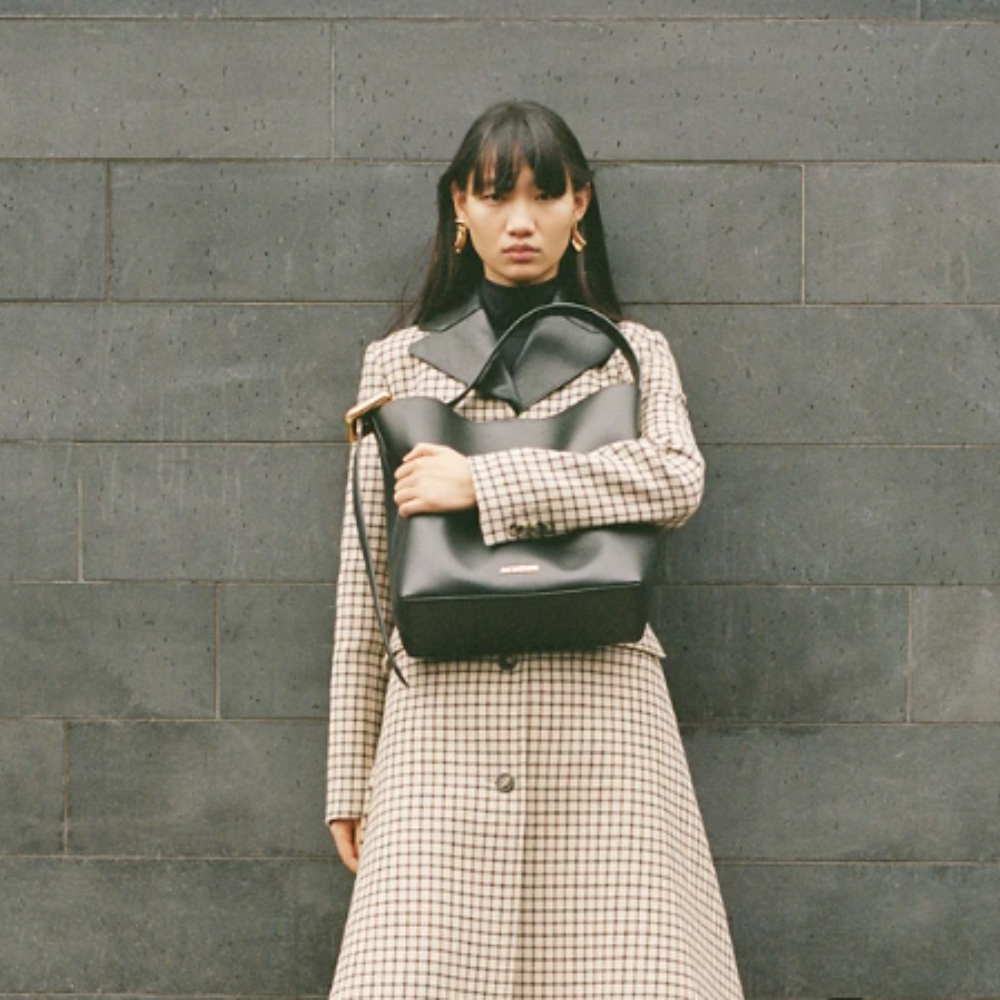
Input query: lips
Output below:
<box><xmin>503</xmin><ymin>244</ymin><xmax>540</xmax><ymax>260</ymax></box>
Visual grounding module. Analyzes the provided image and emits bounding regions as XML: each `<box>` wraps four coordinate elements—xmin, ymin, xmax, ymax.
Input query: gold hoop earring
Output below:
<box><xmin>454</xmin><ymin>220</ymin><xmax>468</xmax><ymax>254</ymax></box>
<box><xmin>570</xmin><ymin>220</ymin><xmax>587</xmax><ymax>253</ymax></box>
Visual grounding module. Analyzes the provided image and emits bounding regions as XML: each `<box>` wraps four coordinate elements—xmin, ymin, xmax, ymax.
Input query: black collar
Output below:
<box><xmin>410</xmin><ymin>290</ymin><xmax>617</xmax><ymax>412</ymax></box>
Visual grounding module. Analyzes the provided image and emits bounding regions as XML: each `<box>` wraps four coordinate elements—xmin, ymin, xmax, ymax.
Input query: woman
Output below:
<box><xmin>327</xmin><ymin>101</ymin><xmax>744</xmax><ymax>999</ymax></box>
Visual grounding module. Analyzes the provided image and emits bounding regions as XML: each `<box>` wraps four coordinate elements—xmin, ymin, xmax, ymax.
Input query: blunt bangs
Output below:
<box><xmin>467</xmin><ymin>113</ymin><xmax>575</xmax><ymax>197</ymax></box>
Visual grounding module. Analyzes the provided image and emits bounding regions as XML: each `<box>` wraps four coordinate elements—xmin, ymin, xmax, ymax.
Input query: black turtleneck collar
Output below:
<box><xmin>480</xmin><ymin>275</ymin><xmax>561</xmax><ymax>339</ymax></box>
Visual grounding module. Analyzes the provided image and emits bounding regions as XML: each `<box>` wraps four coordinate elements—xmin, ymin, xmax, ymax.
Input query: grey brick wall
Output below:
<box><xmin>1</xmin><ymin>5</ymin><xmax>998</xmax><ymax>999</ymax></box>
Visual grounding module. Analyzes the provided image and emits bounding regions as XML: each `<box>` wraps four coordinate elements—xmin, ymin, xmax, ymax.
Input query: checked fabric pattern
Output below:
<box><xmin>326</xmin><ymin>320</ymin><xmax>743</xmax><ymax>999</ymax></box>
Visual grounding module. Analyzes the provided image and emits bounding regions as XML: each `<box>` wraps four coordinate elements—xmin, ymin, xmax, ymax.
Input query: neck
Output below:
<box><xmin>480</xmin><ymin>275</ymin><xmax>560</xmax><ymax>333</ymax></box>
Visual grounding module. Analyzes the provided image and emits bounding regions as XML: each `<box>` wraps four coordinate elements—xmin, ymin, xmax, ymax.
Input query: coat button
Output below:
<box><xmin>496</xmin><ymin>773</ymin><xmax>516</xmax><ymax>794</ymax></box>
<box><xmin>498</xmin><ymin>654</ymin><xmax>518</xmax><ymax>670</ymax></box>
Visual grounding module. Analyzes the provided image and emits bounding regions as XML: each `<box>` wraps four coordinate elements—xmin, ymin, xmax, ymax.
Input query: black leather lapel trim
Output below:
<box><xmin>409</xmin><ymin>297</ymin><xmax>521</xmax><ymax>408</ymax></box>
<box><xmin>513</xmin><ymin>314</ymin><xmax>617</xmax><ymax>409</ymax></box>
<box><xmin>410</xmin><ymin>295</ymin><xmax>499</xmax><ymax>385</ymax></box>
<box><xmin>410</xmin><ymin>290</ymin><xmax>617</xmax><ymax>411</ymax></box>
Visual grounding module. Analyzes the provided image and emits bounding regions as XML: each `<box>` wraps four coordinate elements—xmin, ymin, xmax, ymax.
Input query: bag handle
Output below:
<box><xmin>447</xmin><ymin>301</ymin><xmax>642</xmax><ymax>409</ymax></box>
<box><xmin>349</xmin><ymin>302</ymin><xmax>641</xmax><ymax>685</ymax></box>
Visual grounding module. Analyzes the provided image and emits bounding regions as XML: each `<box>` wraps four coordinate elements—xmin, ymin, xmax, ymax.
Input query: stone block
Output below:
<box><xmin>0</xmin><ymin>858</ymin><xmax>349</xmax><ymax>993</ymax></box>
<box><xmin>219</xmin><ymin>585</ymin><xmax>335</xmax><ymax>719</ymax></box>
<box><xmin>686</xmin><ymin>726</ymin><xmax>1000</xmax><ymax>861</ymax></box>
<box><xmin>0</xmin><ymin>446</ymin><xmax>76</xmax><ymax>581</ymax></box>
<box><xmin>110</xmin><ymin>164</ymin><xmax>437</xmax><ymax>301</ymax></box>
<box><xmin>923</xmin><ymin>0</ymin><xmax>1000</xmax><ymax>17</ymax></box>
<box><xmin>807</xmin><ymin>164</ymin><xmax>1000</xmax><ymax>303</ymax></box>
<box><xmin>68</xmin><ymin>721</ymin><xmax>330</xmax><ymax>856</ymax></box>
<box><xmin>226</xmin><ymin>0</ymin><xmax>912</xmax><ymax>13</ymax></box>
<box><xmin>0</xmin><ymin>0</ymin><xmax>219</xmax><ymax>10</ymax></box>
<box><xmin>0</xmin><ymin>722</ymin><xmax>63</xmax><ymax>855</ymax></box>
<box><xmin>665</xmin><ymin>445</ymin><xmax>1000</xmax><ymax>585</ymax></box>
<box><xmin>912</xmin><ymin>586</ymin><xmax>1000</xmax><ymax>721</ymax></box>
<box><xmin>634</xmin><ymin>305</ymin><xmax>1000</xmax><ymax>445</ymax></box>
<box><xmin>0</xmin><ymin>22</ymin><xmax>328</xmax><ymax>158</ymax></box>
<box><xmin>0</xmin><ymin>584</ymin><xmax>214</xmax><ymax>719</ymax></box>
<box><xmin>0</xmin><ymin>304</ymin><xmax>391</xmax><ymax>442</ymax></box>
<box><xmin>0</xmin><ymin>164</ymin><xmax>104</xmax><ymax>301</ymax></box>
<box><xmin>81</xmin><ymin>444</ymin><xmax>346</xmax><ymax>581</ymax></box>
<box><xmin>0</xmin><ymin>0</ymin><xmax>218</xmax><ymax>11</ymax></box>
<box><xmin>333</xmin><ymin>21</ymin><xmax>1000</xmax><ymax>161</ymax></box>
<box><xmin>721</xmin><ymin>863</ymin><xmax>1000</xmax><ymax>996</ymax></box>
<box><xmin>599</xmin><ymin>167</ymin><xmax>801</xmax><ymax>303</ymax></box>
<box><xmin>656</xmin><ymin>585</ymin><xmax>907</xmax><ymax>722</ymax></box>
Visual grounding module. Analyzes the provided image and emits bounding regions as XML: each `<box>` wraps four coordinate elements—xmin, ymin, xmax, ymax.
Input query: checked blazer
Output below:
<box><xmin>326</xmin><ymin>297</ymin><xmax>744</xmax><ymax>999</ymax></box>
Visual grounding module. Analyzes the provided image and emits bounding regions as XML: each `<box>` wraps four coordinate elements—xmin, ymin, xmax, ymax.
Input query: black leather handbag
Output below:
<box><xmin>347</xmin><ymin>302</ymin><xmax>660</xmax><ymax>681</ymax></box>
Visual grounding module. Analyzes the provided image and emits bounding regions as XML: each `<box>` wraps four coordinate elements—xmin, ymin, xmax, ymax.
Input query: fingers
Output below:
<box><xmin>402</xmin><ymin>442</ymin><xmax>445</xmax><ymax>463</ymax></box>
<box><xmin>392</xmin><ymin>445</ymin><xmax>475</xmax><ymax>517</ymax></box>
<box><xmin>330</xmin><ymin>818</ymin><xmax>360</xmax><ymax>874</ymax></box>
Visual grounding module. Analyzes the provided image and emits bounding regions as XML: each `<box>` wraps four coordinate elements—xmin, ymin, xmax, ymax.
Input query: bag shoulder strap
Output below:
<box><xmin>351</xmin><ymin>440</ymin><xmax>408</xmax><ymax>685</ymax></box>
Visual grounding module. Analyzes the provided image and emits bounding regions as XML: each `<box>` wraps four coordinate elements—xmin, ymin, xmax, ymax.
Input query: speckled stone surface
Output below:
<box><xmin>0</xmin><ymin>22</ymin><xmax>329</xmax><ymax>158</ymax></box>
<box><xmin>3</xmin><ymin>7</ymin><xmax>1000</xmax><ymax>999</ymax></box>
<box><xmin>0</xmin><ymin>304</ymin><xmax>389</xmax><ymax>441</ymax></box>
<box><xmin>80</xmin><ymin>444</ymin><xmax>345</xmax><ymax>581</ymax></box>
<box><xmin>0</xmin><ymin>164</ymin><xmax>105</xmax><ymax>300</ymax></box>
<box><xmin>0</xmin><ymin>584</ymin><xmax>214</xmax><ymax>718</ymax></box>
<box><xmin>333</xmin><ymin>21</ymin><xmax>1000</xmax><ymax>162</ymax></box>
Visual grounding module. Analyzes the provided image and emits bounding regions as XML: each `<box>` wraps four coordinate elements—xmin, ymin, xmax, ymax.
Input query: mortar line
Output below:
<box><xmin>7</xmin><ymin>155</ymin><xmax>1000</xmax><ymax>167</ymax></box>
<box><xmin>9</xmin><ymin>717</ymin><xmax>992</xmax><ymax>729</ymax></box>
<box><xmin>61</xmin><ymin>721</ymin><xmax>70</xmax><ymax>855</ymax></box>
<box><xmin>0</xmin><ymin>852</ymin><xmax>342</xmax><ymax>863</ymax></box>
<box><xmin>215</xmin><ymin>582</ymin><xmax>223</xmax><ymax>720</ymax></box>
<box><xmin>680</xmin><ymin>720</ymin><xmax>1000</xmax><ymax>729</ymax></box>
<box><xmin>0</xmin><ymin>579</ymin><xmax>333</xmax><ymax>588</ymax></box>
<box><xmin>211</xmin><ymin>15</ymin><xmax>933</xmax><ymax>24</ymax></box>
<box><xmin>906</xmin><ymin>586</ymin><xmax>914</xmax><ymax>724</ymax></box>
<box><xmin>6</xmin><ymin>298</ymin><xmax>1000</xmax><ymax>309</ymax></box>
<box><xmin>329</xmin><ymin>21</ymin><xmax>336</xmax><ymax>161</ymax></box>
<box><xmin>76</xmin><ymin>445</ymin><xmax>84</xmax><ymax>583</ymax></box>
<box><xmin>713</xmin><ymin>858</ymin><xmax>1000</xmax><ymax>868</ymax></box>
<box><xmin>7</xmin><ymin>438</ymin><xmax>1000</xmax><ymax>451</ymax></box>
<box><xmin>105</xmin><ymin>162</ymin><xmax>113</xmax><ymax>303</ymax></box>
<box><xmin>1</xmin><ymin>716</ymin><xmax>328</xmax><ymax>725</ymax></box>
<box><xmin>6</xmin><ymin>852</ymin><xmax>1000</xmax><ymax>867</ymax></box>
<box><xmin>800</xmin><ymin>163</ymin><xmax>807</xmax><ymax>304</ymax></box>
<box><xmin>33</xmin><ymin>297</ymin><xmax>1000</xmax><ymax>308</ymax></box>
<box><xmin>1</xmin><ymin>577</ymin><xmax>336</xmax><ymax>586</ymax></box>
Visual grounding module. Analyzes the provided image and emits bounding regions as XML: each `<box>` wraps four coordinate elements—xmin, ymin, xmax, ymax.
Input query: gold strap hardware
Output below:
<box><xmin>344</xmin><ymin>390</ymin><xmax>393</xmax><ymax>444</ymax></box>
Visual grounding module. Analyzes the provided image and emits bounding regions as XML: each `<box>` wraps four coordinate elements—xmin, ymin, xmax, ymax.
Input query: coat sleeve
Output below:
<box><xmin>326</xmin><ymin>340</ymin><xmax>393</xmax><ymax>824</ymax></box>
<box><xmin>467</xmin><ymin>324</ymin><xmax>705</xmax><ymax>548</ymax></box>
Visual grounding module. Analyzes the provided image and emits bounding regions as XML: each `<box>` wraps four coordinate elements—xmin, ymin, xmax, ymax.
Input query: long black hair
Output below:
<box><xmin>409</xmin><ymin>101</ymin><xmax>622</xmax><ymax>325</ymax></box>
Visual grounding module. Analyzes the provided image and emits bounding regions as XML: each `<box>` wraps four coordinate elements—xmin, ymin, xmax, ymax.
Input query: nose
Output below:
<box><xmin>505</xmin><ymin>198</ymin><xmax>536</xmax><ymax>236</ymax></box>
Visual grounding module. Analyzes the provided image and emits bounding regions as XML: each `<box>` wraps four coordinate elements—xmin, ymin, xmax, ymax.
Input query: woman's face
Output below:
<box><xmin>452</xmin><ymin>165</ymin><xmax>591</xmax><ymax>287</ymax></box>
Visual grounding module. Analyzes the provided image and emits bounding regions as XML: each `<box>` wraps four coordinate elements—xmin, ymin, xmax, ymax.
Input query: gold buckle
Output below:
<box><xmin>344</xmin><ymin>391</ymin><xmax>393</xmax><ymax>444</ymax></box>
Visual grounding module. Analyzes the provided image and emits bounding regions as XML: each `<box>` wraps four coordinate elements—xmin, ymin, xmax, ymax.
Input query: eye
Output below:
<box><xmin>480</xmin><ymin>189</ymin><xmax>504</xmax><ymax>203</ymax></box>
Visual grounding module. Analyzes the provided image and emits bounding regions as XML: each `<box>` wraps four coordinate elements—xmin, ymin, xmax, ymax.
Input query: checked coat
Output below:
<box><xmin>326</xmin><ymin>295</ymin><xmax>744</xmax><ymax>999</ymax></box>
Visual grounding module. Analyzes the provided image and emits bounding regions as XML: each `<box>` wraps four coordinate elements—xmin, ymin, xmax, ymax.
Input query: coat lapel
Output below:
<box><xmin>410</xmin><ymin>291</ymin><xmax>618</xmax><ymax>413</ymax></box>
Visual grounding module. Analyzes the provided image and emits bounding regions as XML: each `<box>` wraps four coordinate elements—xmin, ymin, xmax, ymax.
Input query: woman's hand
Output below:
<box><xmin>394</xmin><ymin>443</ymin><xmax>476</xmax><ymax>517</ymax></box>
<box><xmin>330</xmin><ymin>817</ymin><xmax>361</xmax><ymax>874</ymax></box>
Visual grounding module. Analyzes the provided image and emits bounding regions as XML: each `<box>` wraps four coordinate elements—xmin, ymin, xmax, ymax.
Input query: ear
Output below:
<box><xmin>451</xmin><ymin>181</ymin><xmax>468</xmax><ymax>224</ymax></box>
<box><xmin>573</xmin><ymin>183</ymin><xmax>592</xmax><ymax>223</ymax></box>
